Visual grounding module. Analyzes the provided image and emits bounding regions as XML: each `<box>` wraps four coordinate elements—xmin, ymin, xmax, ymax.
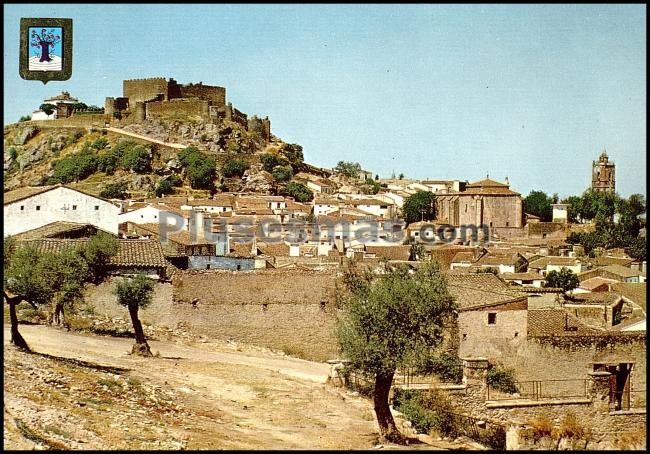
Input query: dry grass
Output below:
<box><xmin>523</xmin><ymin>415</ymin><xmax>554</xmax><ymax>442</ymax></box>
<box><xmin>614</xmin><ymin>430</ymin><xmax>646</xmax><ymax>450</ymax></box>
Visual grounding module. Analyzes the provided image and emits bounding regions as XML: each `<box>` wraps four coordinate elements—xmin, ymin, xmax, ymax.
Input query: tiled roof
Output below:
<box><xmin>602</xmin><ymin>264</ymin><xmax>643</xmax><ymax>278</ymax></box>
<box><xmin>27</xmin><ymin>238</ymin><xmax>167</xmax><ymax>268</ymax></box>
<box><xmin>348</xmin><ymin>198</ymin><xmax>394</xmax><ymax>206</ymax></box>
<box><xmin>228</xmin><ymin>241</ymin><xmax>256</xmax><ymax>258</ymax></box>
<box><xmin>451</xmin><ymin>251</ymin><xmax>478</xmax><ymax>264</ymax></box>
<box><xmin>589</xmin><ymin>256</ymin><xmax>634</xmax><ymax>268</ymax></box>
<box><xmin>528</xmin><ymin>309</ymin><xmax>602</xmax><ymax>337</ymax></box>
<box><xmin>578</xmin><ymin>277</ymin><xmax>619</xmax><ymax>291</ymax></box>
<box><xmin>528</xmin><ymin>256</ymin><xmax>581</xmax><ymax>268</ymax></box>
<box><xmin>445</xmin><ymin>272</ymin><xmax>527</xmax><ymax>310</ymax></box>
<box><xmin>3</xmin><ymin>185</ymin><xmax>58</xmax><ymax>205</ymax></box>
<box><xmin>365</xmin><ymin>245</ymin><xmax>411</xmax><ymax>261</ymax></box>
<box><xmin>478</xmin><ymin>253</ymin><xmax>524</xmax><ymax>266</ymax></box>
<box><xmin>428</xmin><ymin>246</ymin><xmax>475</xmax><ymax>271</ymax></box>
<box><xmin>568</xmin><ymin>291</ymin><xmax>622</xmax><ymax>305</ymax></box>
<box><xmin>499</xmin><ymin>272</ymin><xmax>545</xmax><ymax>281</ymax></box>
<box><xmin>611</xmin><ymin>283</ymin><xmax>646</xmax><ymax>311</ymax></box>
<box><xmin>257</xmin><ymin>242</ymin><xmax>290</xmax><ymax>257</ymax></box>
<box><xmin>10</xmin><ymin>221</ymin><xmax>105</xmax><ymax>241</ymax></box>
<box><xmin>186</xmin><ymin>195</ymin><xmax>235</xmax><ymax>206</ymax></box>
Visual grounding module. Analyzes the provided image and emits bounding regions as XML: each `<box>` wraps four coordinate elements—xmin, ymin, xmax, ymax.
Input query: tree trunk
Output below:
<box><xmin>374</xmin><ymin>370</ymin><xmax>407</xmax><ymax>444</ymax></box>
<box><xmin>39</xmin><ymin>42</ymin><xmax>51</xmax><ymax>62</ymax></box>
<box><xmin>128</xmin><ymin>305</ymin><xmax>152</xmax><ymax>357</ymax></box>
<box><xmin>8</xmin><ymin>301</ymin><xmax>30</xmax><ymax>351</ymax></box>
<box><xmin>51</xmin><ymin>302</ymin><xmax>69</xmax><ymax>330</ymax></box>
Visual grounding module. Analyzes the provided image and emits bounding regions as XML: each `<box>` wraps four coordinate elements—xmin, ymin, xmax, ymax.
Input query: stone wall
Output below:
<box><xmin>145</xmin><ymin>99</ymin><xmax>209</xmax><ymax>119</ymax></box>
<box><xmin>84</xmin><ymin>270</ymin><xmax>342</xmax><ymax>361</ymax></box>
<box><xmin>123</xmin><ymin>77</ymin><xmax>170</xmax><ymax>103</ymax></box>
<box><xmin>180</xmin><ymin>83</ymin><xmax>226</xmax><ymax>107</ymax></box>
<box><xmin>30</xmin><ymin>115</ymin><xmax>108</xmax><ymax>128</ymax></box>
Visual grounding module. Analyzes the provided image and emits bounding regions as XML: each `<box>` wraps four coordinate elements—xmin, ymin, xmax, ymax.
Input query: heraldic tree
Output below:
<box><xmin>31</xmin><ymin>28</ymin><xmax>61</xmax><ymax>62</ymax></box>
<box><xmin>336</xmin><ymin>261</ymin><xmax>456</xmax><ymax>444</ymax></box>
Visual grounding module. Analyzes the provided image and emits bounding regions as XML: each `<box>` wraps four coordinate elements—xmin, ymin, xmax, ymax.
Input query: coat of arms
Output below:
<box><xmin>19</xmin><ymin>17</ymin><xmax>72</xmax><ymax>84</ymax></box>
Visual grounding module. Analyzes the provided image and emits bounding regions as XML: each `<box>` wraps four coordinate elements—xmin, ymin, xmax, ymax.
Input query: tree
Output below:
<box><xmin>4</xmin><ymin>243</ymin><xmax>60</xmax><ymax>350</ymax></box>
<box><xmin>271</xmin><ymin>165</ymin><xmax>293</xmax><ymax>182</ymax></box>
<box><xmin>362</xmin><ymin>178</ymin><xmax>381</xmax><ymax>195</ymax></box>
<box><xmin>31</xmin><ymin>28</ymin><xmax>61</xmax><ymax>62</ymax></box>
<box><xmin>155</xmin><ymin>179</ymin><xmax>174</xmax><ymax>197</ymax></box>
<box><xmin>562</xmin><ymin>195</ymin><xmax>583</xmax><ymax>223</ymax></box>
<box><xmin>545</xmin><ymin>267</ymin><xmax>580</xmax><ymax>293</ymax></box>
<box><xmin>113</xmin><ymin>273</ymin><xmax>155</xmax><ymax>356</ymax></box>
<box><xmin>179</xmin><ymin>147</ymin><xmax>216</xmax><ymax>190</ymax></box>
<box><xmin>260</xmin><ymin>153</ymin><xmax>289</xmax><ymax>173</ymax></box>
<box><xmin>402</xmin><ymin>191</ymin><xmax>436</xmax><ymax>224</ymax></box>
<box><xmin>334</xmin><ymin>161</ymin><xmax>362</xmax><ymax>179</ymax></box>
<box><xmin>49</xmin><ymin>247</ymin><xmax>89</xmax><ymax>328</ymax></box>
<box><xmin>626</xmin><ymin>237</ymin><xmax>647</xmax><ymax>262</ymax></box>
<box><xmin>121</xmin><ymin>144</ymin><xmax>152</xmax><ymax>173</ymax></box>
<box><xmin>100</xmin><ymin>182</ymin><xmax>129</xmax><ymax>200</ymax></box>
<box><xmin>282</xmin><ymin>143</ymin><xmax>304</xmax><ymax>167</ymax></box>
<box><xmin>523</xmin><ymin>190</ymin><xmax>553</xmax><ymax>222</ymax></box>
<box><xmin>222</xmin><ymin>159</ymin><xmax>249</xmax><ymax>178</ymax></box>
<box><xmin>286</xmin><ymin>181</ymin><xmax>314</xmax><ymax>203</ymax></box>
<box><xmin>398</xmin><ymin>173</ymin><xmax>404</xmax><ymax>180</ymax></box>
<box><xmin>50</xmin><ymin>147</ymin><xmax>99</xmax><ymax>183</ymax></box>
<box><xmin>408</xmin><ymin>242</ymin><xmax>426</xmax><ymax>261</ymax></box>
<box><xmin>81</xmin><ymin>232</ymin><xmax>118</xmax><ymax>283</ymax></box>
<box><xmin>336</xmin><ymin>261</ymin><xmax>456</xmax><ymax>444</ymax></box>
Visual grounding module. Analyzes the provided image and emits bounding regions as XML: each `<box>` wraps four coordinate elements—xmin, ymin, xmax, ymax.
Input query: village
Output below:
<box><xmin>3</xmin><ymin>75</ymin><xmax>647</xmax><ymax>450</ymax></box>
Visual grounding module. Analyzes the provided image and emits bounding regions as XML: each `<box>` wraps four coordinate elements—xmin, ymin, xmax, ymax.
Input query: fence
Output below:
<box><xmin>437</xmin><ymin>409</ymin><xmax>506</xmax><ymax>450</ymax></box>
<box><xmin>612</xmin><ymin>384</ymin><xmax>646</xmax><ymax>411</ymax></box>
<box><xmin>394</xmin><ymin>368</ymin><xmax>439</xmax><ymax>388</ymax></box>
<box><xmin>487</xmin><ymin>379</ymin><xmax>589</xmax><ymax>401</ymax></box>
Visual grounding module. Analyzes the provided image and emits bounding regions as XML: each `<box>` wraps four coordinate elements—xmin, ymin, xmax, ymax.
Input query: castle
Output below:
<box><xmin>105</xmin><ymin>77</ymin><xmax>271</xmax><ymax>140</ymax></box>
<box><xmin>591</xmin><ymin>149</ymin><xmax>615</xmax><ymax>193</ymax></box>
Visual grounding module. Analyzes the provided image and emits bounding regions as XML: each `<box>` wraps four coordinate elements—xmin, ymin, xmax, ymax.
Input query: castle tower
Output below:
<box><xmin>105</xmin><ymin>97</ymin><xmax>116</xmax><ymax>117</ymax></box>
<box><xmin>134</xmin><ymin>101</ymin><xmax>146</xmax><ymax>122</ymax></box>
<box><xmin>591</xmin><ymin>149</ymin><xmax>615</xmax><ymax>193</ymax></box>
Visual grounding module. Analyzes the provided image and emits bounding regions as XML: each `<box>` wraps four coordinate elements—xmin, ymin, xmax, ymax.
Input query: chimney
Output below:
<box><xmin>505</xmin><ymin>176</ymin><xmax>509</xmax><ymax>185</ymax></box>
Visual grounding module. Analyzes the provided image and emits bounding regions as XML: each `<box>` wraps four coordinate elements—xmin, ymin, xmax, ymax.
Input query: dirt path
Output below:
<box><xmin>104</xmin><ymin>127</ymin><xmax>186</xmax><ymax>149</ymax></box>
<box><xmin>3</xmin><ymin>324</ymin><xmax>395</xmax><ymax>449</ymax></box>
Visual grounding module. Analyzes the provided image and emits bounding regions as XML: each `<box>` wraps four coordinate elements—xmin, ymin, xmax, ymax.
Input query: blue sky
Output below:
<box><xmin>4</xmin><ymin>4</ymin><xmax>646</xmax><ymax>198</ymax></box>
<box><xmin>28</xmin><ymin>27</ymin><xmax>62</xmax><ymax>59</ymax></box>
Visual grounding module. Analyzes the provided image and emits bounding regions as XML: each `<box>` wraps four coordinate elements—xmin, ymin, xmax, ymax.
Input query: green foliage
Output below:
<box><xmin>51</xmin><ymin>247</ymin><xmax>89</xmax><ymax>308</ymax></box>
<box><xmin>282</xmin><ymin>143</ymin><xmax>304</xmax><ymax>166</ymax></box>
<box><xmin>544</xmin><ymin>267</ymin><xmax>580</xmax><ymax>292</ymax></box>
<box><xmin>562</xmin><ymin>195</ymin><xmax>583</xmax><ymax>223</ymax></box>
<box><xmin>155</xmin><ymin>179</ymin><xmax>173</xmax><ymax>197</ymax></box>
<box><xmin>50</xmin><ymin>147</ymin><xmax>99</xmax><ymax>183</ymax></box>
<box><xmin>486</xmin><ymin>365</ymin><xmax>518</xmax><ymax>394</ymax></box>
<box><xmin>626</xmin><ymin>237</ymin><xmax>647</xmax><ymax>262</ymax></box>
<box><xmin>336</xmin><ymin>261</ymin><xmax>456</xmax><ymax>377</ymax></box>
<box><xmin>271</xmin><ymin>165</ymin><xmax>293</xmax><ymax>182</ymax></box>
<box><xmin>90</xmin><ymin>137</ymin><xmax>109</xmax><ymax>150</ymax></box>
<box><xmin>81</xmin><ymin>232</ymin><xmax>118</xmax><ymax>283</ymax></box>
<box><xmin>99</xmin><ymin>182</ymin><xmax>129</xmax><ymax>200</ymax></box>
<box><xmin>121</xmin><ymin>144</ymin><xmax>151</xmax><ymax>173</ymax></box>
<box><xmin>403</xmin><ymin>191</ymin><xmax>436</xmax><ymax>224</ymax></box>
<box><xmin>4</xmin><ymin>243</ymin><xmax>59</xmax><ymax>307</ymax></box>
<box><xmin>19</xmin><ymin>115</ymin><xmax>31</xmax><ymax>122</ymax></box>
<box><xmin>8</xmin><ymin>147</ymin><xmax>18</xmax><ymax>161</ymax></box>
<box><xmin>398</xmin><ymin>173</ymin><xmax>405</xmax><ymax>180</ymax></box>
<box><xmin>409</xmin><ymin>242</ymin><xmax>426</xmax><ymax>261</ymax></box>
<box><xmin>178</xmin><ymin>146</ymin><xmax>216</xmax><ymax>189</ymax></box>
<box><xmin>222</xmin><ymin>159</ymin><xmax>249</xmax><ymax>178</ymax></box>
<box><xmin>361</xmin><ymin>177</ymin><xmax>381</xmax><ymax>195</ymax></box>
<box><xmin>260</xmin><ymin>153</ymin><xmax>289</xmax><ymax>173</ymax></box>
<box><xmin>415</xmin><ymin>352</ymin><xmax>463</xmax><ymax>383</ymax></box>
<box><xmin>286</xmin><ymin>181</ymin><xmax>314</xmax><ymax>203</ymax></box>
<box><xmin>334</xmin><ymin>161</ymin><xmax>362</xmax><ymax>178</ymax></box>
<box><xmin>113</xmin><ymin>273</ymin><xmax>155</xmax><ymax>310</ymax></box>
<box><xmin>524</xmin><ymin>190</ymin><xmax>553</xmax><ymax>222</ymax></box>
<box><xmin>392</xmin><ymin>389</ymin><xmax>439</xmax><ymax>434</ymax></box>
<box><xmin>39</xmin><ymin>103</ymin><xmax>57</xmax><ymax>115</ymax></box>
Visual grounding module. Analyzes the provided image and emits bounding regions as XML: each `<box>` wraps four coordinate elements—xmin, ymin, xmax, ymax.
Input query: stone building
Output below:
<box><xmin>435</xmin><ymin>177</ymin><xmax>523</xmax><ymax>234</ymax></box>
<box><xmin>592</xmin><ymin>149</ymin><xmax>616</xmax><ymax>193</ymax></box>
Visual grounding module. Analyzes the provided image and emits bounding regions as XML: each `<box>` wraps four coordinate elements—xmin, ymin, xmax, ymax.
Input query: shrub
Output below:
<box><xmin>91</xmin><ymin>137</ymin><xmax>109</xmax><ymax>150</ymax></box>
<box><xmin>50</xmin><ymin>148</ymin><xmax>98</xmax><ymax>183</ymax></box>
<box><xmin>19</xmin><ymin>115</ymin><xmax>31</xmax><ymax>122</ymax></box>
<box><xmin>222</xmin><ymin>159</ymin><xmax>249</xmax><ymax>178</ymax></box>
<box><xmin>557</xmin><ymin>411</ymin><xmax>588</xmax><ymax>440</ymax></box>
<box><xmin>260</xmin><ymin>153</ymin><xmax>289</xmax><ymax>173</ymax></box>
<box><xmin>99</xmin><ymin>182</ymin><xmax>129</xmax><ymax>200</ymax></box>
<box><xmin>282</xmin><ymin>143</ymin><xmax>304</xmax><ymax>166</ymax></box>
<box><xmin>524</xmin><ymin>415</ymin><xmax>554</xmax><ymax>442</ymax></box>
<box><xmin>393</xmin><ymin>389</ymin><xmax>438</xmax><ymax>434</ymax></box>
<box><xmin>121</xmin><ymin>144</ymin><xmax>151</xmax><ymax>173</ymax></box>
<box><xmin>178</xmin><ymin>147</ymin><xmax>215</xmax><ymax>189</ymax></box>
<box><xmin>8</xmin><ymin>147</ymin><xmax>18</xmax><ymax>161</ymax></box>
<box><xmin>486</xmin><ymin>365</ymin><xmax>518</xmax><ymax>394</ymax></box>
<box><xmin>416</xmin><ymin>352</ymin><xmax>463</xmax><ymax>384</ymax></box>
<box><xmin>271</xmin><ymin>165</ymin><xmax>293</xmax><ymax>182</ymax></box>
<box><xmin>155</xmin><ymin>179</ymin><xmax>173</xmax><ymax>197</ymax></box>
<box><xmin>286</xmin><ymin>181</ymin><xmax>313</xmax><ymax>203</ymax></box>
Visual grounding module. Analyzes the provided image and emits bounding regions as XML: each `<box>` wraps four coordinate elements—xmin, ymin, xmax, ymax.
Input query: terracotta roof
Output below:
<box><xmin>466</xmin><ymin>178</ymin><xmax>508</xmax><ymax>188</ymax></box>
<box><xmin>578</xmin><ymin>277</ymin><xmax>619</xmax><ymax>291</ymax></box>
<box><xmin>257</xmin><ymin>242</ymin><xmax>290</xmax><ymax>257</ymax></box>
<box><xmin>499</xmin><ymin>272</ymin><xmax>545</xmax><ymax>281</ymax></box>
<box><xmin>27</xmin><ymin>238</ymin><xmax>167</xmax><ymax>268</ymax></box>
<box><xmin>528</xmin><ymin>309</ymin><xmax>602</xmax><ymax>337</ymax></box>
<box><xmin>10</xmin><ymin>222</ymin><xmax>107</xmax><ymax>241</ymax></box>
<box><xmin>228</xmin><ymin>241</ymin><xmax>256</xmax><ymax>258</ymax></box>
<box><xmin>445</xmin><ymin>272</ymin><xmax>527</xmax><ymax>310</ymax></box>
<box><xmin>601</xmin><ymin>264</ymin><xmax>643</xmax><ymax>278</ymax></box>
<box><xmin>365</xmin><ymin>245</ymin><xmax>411</xmax><ymax>261</ymax></box>
<box><xmin>314</xmin><ymin>197</ymin><xmax>343</xmax><ymax>205</ymax></box>
<box><xmin>348</xmin><ymin>198</ymin><xmax>393</xmax><ymax>206</ymax></box>
<box><xmin>129</xmin><ymin>222</ymin><xmax>212</xmax><ymax>246</ymax></box>
<box><xmin>451</xmin><ymin>251</ymin><xmax>477</xmax><ymax>264</ymax></box>
<box><xmin>568</xmin><ymin>291</ymin><xmax>622</xmax><ymax>305</ymax></box>
<box><xmin>186</xmin><ymin>195</ymin><xmax>234</xmax><ymax>207</ymax></box>
<box><xmin>428</xmin><ymin>246</ymin><xmax>475</xmax><ymax>271</ymax></box>
<box><xmin>478</xmin><ymin>253</ymin><xmax>525</xmax><ymax>266</ymax></box>
<box><xmin>589</xmin><ymin>256</ymin><xmax>634</xmax><ymax>268</ymax></box>
<box><xmin>611</xmin><ymin>283</ymin><xmax>646</xmax><ymax>311</ymax></box>
<box><xmin>4</xmin><ymin>185</ymin><xmax>58</xmax><ymax>205</ymax></box>
<box><xmin>528</xmin><ymin>256</ymin><xmax>581</xmax><ymax>268</ymax></box>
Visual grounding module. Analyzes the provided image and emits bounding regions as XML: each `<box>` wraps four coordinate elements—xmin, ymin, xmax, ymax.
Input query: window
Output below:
<box><xmin>206</xmin><ymin>264</ymin><xmax>211</xmax><ymax>270</ymax></box>
<box><xmin>506</xmin><ymin>222</ymin><xmax>509</xmax><ymax>227</ymax></box>
<box><xmin>489</xmin><ymin>222</ymin><xmax>493</xmax><ymax>227</ymax></box>
<box><xmin>462</xmin><ymin>333</ymin><xmax>467</xmax><ymax>340</ymax></box>
<box><xmin>20</xmin><ymin>206</ymin><xmax>24</xmax><ymax>211</ymax></box>
<box><xmin>514</xmin><ymin>332</ymin><xmax>519</xmax><ymax>337</ymax></box>
<box><xmin>487</xmin><ymin>313</ymin><xmax>497</xmax><ymax>325</ymax></box>
<box><xmin>72</xmin><ymin>205</ymin><xmax>77</xmax><ymax>210</ymax></box>
<box><xmin>36</xmin><ymin>206</ymin><xmax>40</xmax><ymax>211</ymax></box>
<box><xmin>95</xmin><ymin>206</ymin><xmax>99</xmax><ymax>211</ymax></box>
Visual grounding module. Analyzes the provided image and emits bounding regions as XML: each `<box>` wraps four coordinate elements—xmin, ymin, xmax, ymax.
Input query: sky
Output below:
<box><xmin>4</xmin><ymin>4</ymin><xmax>646</xmax><ymax>199</ymax></box>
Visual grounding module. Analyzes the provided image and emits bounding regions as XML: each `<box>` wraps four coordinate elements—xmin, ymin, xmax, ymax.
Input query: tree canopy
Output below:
<box><xmin>286</xmin><ymin>181</ymin><xmax>314</xmax><ymax>203</ymax></box>
<box><xmin>179</xmin><ymin>146</ymin><xmax>216</xmax><ymax>190</ymax></box>
<box><xmin>402</xmin><ymin>191</ymin><xmax>436</xmax><ymax>224</ymax></box>
<box><xmin>523</xmin><ymin>190</ymin><xmax>553</xmax><ymax>222</ymax></box>
<box><xmin>334</xmin><ymin>161</ymin><xmax>362</xmax><ymax>179</ymax></box>
<box><xmin>545</xmin><ymin>267</ymin><xmax>580</xmax><ymax>293</ymax></box>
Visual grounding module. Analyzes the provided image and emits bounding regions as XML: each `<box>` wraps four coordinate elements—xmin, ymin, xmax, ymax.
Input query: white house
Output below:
<box><xmin>4</xmin><ymin>185</ymin><xmax>120</xmax><ymax>237</ymax></box>
<box><xmin>313</xmin><ymin>197</ymin><xmax>343</xmax><ymax>217</ymax></box>
<box><xmin>180</xmin><ymin>195</ymin><xmax>234</xmax><ymax>214</ymax></box>
<box><xmin>552</xmin><ymin>203</ymin><xmax>568</xmax><ymax>223</ymax></box>
<box><xmin>30</xmin><ymin>110</ymin><xmax>56</xmax><ymax>121</ymax></box>
<box><xmin>347</xmin><ymin>198</ymin><xmax>395</xmax><ymax>218</ymax></box>
<box><xmin>118</xmin><ymin>204</ymin><xmax>187</xmax><ymax>229</ymax></box>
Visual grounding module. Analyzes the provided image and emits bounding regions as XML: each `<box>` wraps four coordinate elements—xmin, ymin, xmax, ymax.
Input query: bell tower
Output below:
<box><xmin>591</xmin><ymin>149</ymin><xmax>615</xmax><ymax>193</ymax></box>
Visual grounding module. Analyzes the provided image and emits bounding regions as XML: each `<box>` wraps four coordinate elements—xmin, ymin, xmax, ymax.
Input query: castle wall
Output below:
<box><xmin>145</xmin><ymin>98</ymin><xmax>209</xmax><ymax>119</ymax></box>
<box><xmin>123</xmin><ymin>77</ymin><xmax>170</xmax><ymax>103</ymax></box>
<box><xmin>180</xmin><ymin>83</ymin><xmax>226</xmax><ymax>107</ymax></box>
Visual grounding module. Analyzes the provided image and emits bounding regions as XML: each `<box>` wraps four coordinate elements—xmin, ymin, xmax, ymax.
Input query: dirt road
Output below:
<box><xmin>3</xmin><ymin>324</ymin><xmax>386</xmax><ymax>449</ymax></box>
<box><xmin>104</xmin><ymin>127</ymin><xmax>187</xmax><ymax>149</ymax></box>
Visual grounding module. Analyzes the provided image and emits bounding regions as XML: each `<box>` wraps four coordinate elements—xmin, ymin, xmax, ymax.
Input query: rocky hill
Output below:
<box><xmin>3</xmin><ymin>115</ymin><xmax>314</xmax><ymax>199</ymax></box>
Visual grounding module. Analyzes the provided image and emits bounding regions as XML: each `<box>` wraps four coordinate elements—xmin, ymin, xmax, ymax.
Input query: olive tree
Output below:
<box><xmin>50</xmin><ymin>247</ymin><xmax>89</xmax><ymax>328</ymax></box>
<box><xmin>336</xmin><ymin>261</ymin><xmax>456</xmax><ymax>444</ymax></box>
<box><xmin>113</xmin><ymin>273</ymin><xmax>155</xmax><ymax>356</ymax></box>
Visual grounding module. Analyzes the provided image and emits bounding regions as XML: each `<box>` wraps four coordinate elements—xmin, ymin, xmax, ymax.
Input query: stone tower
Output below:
<box><xmin>591</xmin><ymin>149</ymin><xmax>615</xmax><ymax>193</ymax></box>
